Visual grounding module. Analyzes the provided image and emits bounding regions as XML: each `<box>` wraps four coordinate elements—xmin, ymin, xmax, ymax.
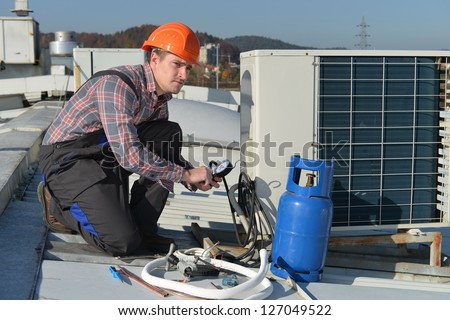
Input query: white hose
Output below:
<box><xmin>141</xmin><ymin>249</ymin><xmax>273</xmax><ymax>300</ymax></box>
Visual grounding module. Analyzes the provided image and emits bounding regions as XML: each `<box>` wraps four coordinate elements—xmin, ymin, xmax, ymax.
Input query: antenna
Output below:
<box><xmin>355</xmin><ymin>16</ymin><xmax>370</xmax><ymax>49</ymax></box>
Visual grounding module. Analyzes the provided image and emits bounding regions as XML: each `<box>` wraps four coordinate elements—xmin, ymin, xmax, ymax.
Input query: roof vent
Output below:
<box><xmin>11</xmin><ymin>0</ymin><xmax>33</xmax><ymax>17</ymax></box>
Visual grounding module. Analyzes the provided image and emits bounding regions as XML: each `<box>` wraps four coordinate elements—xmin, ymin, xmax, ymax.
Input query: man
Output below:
<box><xmin>38</xmin><ymin>22</ymin><xmax>220</xmax><ymax>256</ymax></box>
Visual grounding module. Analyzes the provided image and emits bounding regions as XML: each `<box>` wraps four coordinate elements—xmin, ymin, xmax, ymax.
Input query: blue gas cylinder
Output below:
<box><xmin>270</xmin><ymin>155</ymin><xmax>334</xmax><ymax>282</ymax></box>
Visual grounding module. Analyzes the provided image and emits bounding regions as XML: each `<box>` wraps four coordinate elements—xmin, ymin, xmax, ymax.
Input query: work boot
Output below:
<box><xmin>141</xmin><ymin>233</ymin><xmax>176</xmax><ymax>253</ymax></box>
<box><xmin>37</xmin><ymin>181</ymin><xmax>73</xmax><ymax>234</ymax></box>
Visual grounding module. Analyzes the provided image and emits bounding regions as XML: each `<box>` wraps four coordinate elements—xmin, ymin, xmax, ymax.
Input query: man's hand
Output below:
<box><xmin>182</xmin><ymin>167</ymin><xmax>221</xmax><ymax>191</ymax></box>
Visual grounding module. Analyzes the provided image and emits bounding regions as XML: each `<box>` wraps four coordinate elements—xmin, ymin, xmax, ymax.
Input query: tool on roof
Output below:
<box><xmin>108</xmin><ymin>266</ymin><xmax>123</xmax><ymax>282</ymax></box>
<box><xmin>117</xmin><ymin>265</ymin><xmax>169</xmax><ymax>298</ymax></box>
<box><xmin>141</xmin><ymin>244</ymin><xmax>273</xmax><ymax>300</ymax></box>
<box><xmin>165</xmin><ymin>244</ymin><xmax>221</xmax><ymax>280</ymax></box>
<box><xmin>222</xmin><ymin>273</ymin><xmax>239</xmax><ymax>287</ymax></box>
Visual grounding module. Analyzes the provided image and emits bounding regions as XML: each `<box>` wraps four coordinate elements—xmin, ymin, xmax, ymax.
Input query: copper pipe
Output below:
<box><xmin>116</xmin><ymin>265</ymin><xmax>169</xmax><ymax>298</ymax></box>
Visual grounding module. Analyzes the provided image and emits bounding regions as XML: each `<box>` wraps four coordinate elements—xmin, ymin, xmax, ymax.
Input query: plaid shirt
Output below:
<box><xmin>43</xmin><ymin>62</ymin><xmax>190</xmax><ymax>192</ymax></box>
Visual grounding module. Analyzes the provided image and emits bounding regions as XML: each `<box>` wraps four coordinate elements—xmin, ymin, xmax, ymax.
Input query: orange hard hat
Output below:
<box><xmin>142</xmin><ymin>22</ymin><xmax>200</xmax><ymax>64</ymax></box>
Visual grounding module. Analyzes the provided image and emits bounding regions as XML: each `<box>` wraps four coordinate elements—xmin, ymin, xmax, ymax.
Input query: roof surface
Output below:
<box><xmin>1</xmin><ymin>102</ymin><xmax>450</xmax><ymax>300</ymax></box>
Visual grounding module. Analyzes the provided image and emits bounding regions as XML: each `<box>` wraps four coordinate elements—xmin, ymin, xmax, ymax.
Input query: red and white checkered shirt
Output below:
<box><xmin>43</xmin><ymin>62</ymin><xmax>190</xmax><ymax>192</ymax></box>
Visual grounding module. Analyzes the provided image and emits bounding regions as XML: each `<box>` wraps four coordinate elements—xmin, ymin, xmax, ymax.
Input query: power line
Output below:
<box><xmin>355</xmin><ymin>16</ymin><xmax>371</xmax><ymax>49</ymax></box>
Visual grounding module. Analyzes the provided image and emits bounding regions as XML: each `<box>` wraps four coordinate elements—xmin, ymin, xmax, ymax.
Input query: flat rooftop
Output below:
<box><xmin>1</xmin><ymin>102</ymin><xmax>450</xmax><ymax>301</ymax></box>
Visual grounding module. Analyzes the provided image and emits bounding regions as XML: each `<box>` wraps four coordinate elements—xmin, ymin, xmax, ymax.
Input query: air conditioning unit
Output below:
<box><xmin>72</xmin><ymin>48</ymin><xmax>146</xmax><ymax>90</ymax></box>
<box><xmin>240</xmin><ymin>50</ymin><xmax>450</xmax><ymax>231</ymax></box>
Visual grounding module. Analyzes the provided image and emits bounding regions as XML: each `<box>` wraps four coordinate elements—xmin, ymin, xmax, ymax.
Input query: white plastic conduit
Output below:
<box><xmin>141</xmin><ymin>249</ymin><xmax>273</xmax><ymax>300</ymax></box>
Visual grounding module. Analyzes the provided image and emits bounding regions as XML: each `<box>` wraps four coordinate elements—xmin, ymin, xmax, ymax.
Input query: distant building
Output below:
<box><xmin>199</xmin><ymin>46</ymin><xmax>207</xmax><ymax>64</ymax></box>
<box><xmin>199</xmin><ymin>43</ymin><xmax>218</xmax><ymax>65</ymax></box>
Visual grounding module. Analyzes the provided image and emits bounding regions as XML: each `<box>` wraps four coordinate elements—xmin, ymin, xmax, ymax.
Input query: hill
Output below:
<box><xmin>39</xmin><ymin>24</ymin><xmax>345</xmax><ymax>88</ymax></box>
<box><xmin>40</xmin><ymin>24</ymin><xmax>241</xmax><ymax>63</ymax></box>
<box><xmin>224</xmin><ymin>35</ymin><xmax>316</xmax><ymax>52</ymax></box>
<box><xmin>40</xmin><ymin>24</ymin><xmax>344</xmax><ymax>63</ymax></box>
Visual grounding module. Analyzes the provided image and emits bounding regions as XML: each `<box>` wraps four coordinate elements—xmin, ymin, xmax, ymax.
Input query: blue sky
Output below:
<box><xmin>1</xmin><ymin>0</ymin><xmax>449</xmax><ymax>50</ymax></box>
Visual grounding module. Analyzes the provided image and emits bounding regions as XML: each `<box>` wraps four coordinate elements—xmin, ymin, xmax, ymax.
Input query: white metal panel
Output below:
<box><xmin>168</xmin><ymin>99</ymin><xmax>239</xmax><ymax>146</ymax></box>
<box><xmin>0</xmin><ymin>74</ymin><xmax>73</xmax><ymax>95</ymax></box>
<box><xmin>73</xmin><ymin>48</ymin><xmax>145</xmax><ymax>90</ymax></box>
<box><xmin>240</xmin><ymin>51</ymin><xmax>316</xmax><ymax>225</ymax></box>
<box><xmin>0</xmin><ymin>21</ymin><xmax>3</xmax><ymax>62</ymax></box>
<box><xmin>173</xmin><ymin>85</ymin><xmax>240</xmax><ymax>110</ymax></box>
<box><xmin>2</xmin><ymin>18</ymin><xmax>35</xmax><ymax>63</ymax></box>
<box><xmin>240</xmin><ymin>49</ymin><xmax>450</xmax><ymax>59</ymax></box>
<box><xmin>92</xmin><ymin>50</ymin><xmax>145</xmax><ymax>74</ymax></box>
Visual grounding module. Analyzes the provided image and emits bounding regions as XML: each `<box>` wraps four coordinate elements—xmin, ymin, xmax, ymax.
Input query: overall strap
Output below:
<box><xmin>90</xmin><ymin>69</ymin><xmax>139</xmax><ymax>98</ymax></box>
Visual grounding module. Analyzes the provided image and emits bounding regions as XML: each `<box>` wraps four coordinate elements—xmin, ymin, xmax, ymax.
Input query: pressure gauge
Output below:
<box><xmin>209</xmin><ymin>159</ymin><xmax>233</xmax><ymax>178</ymax></box>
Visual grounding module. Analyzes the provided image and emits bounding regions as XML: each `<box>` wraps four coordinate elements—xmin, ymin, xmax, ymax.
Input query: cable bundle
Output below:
<box><xmin>222</xmin><ymin>170</ymin><xmax>274</xmax><ymax>266</ymax></box>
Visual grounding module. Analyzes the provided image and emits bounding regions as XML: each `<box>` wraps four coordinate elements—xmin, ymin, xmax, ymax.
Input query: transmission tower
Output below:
<box><xmin>355</xmin><ymin>16</ymin><xmax>371</xmax><ymax>49</ymax></box>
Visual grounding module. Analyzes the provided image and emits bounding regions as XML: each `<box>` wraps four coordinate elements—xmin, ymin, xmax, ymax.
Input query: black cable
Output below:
<box><xmin>220</xmin><ymin>170</ymin><xmax>274</xmax><ymax>266</ymax></box>
<box><xmin>238</xmin><ymin>172</ymin><xmax>274</xmax><ymax>263</ymax></box>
